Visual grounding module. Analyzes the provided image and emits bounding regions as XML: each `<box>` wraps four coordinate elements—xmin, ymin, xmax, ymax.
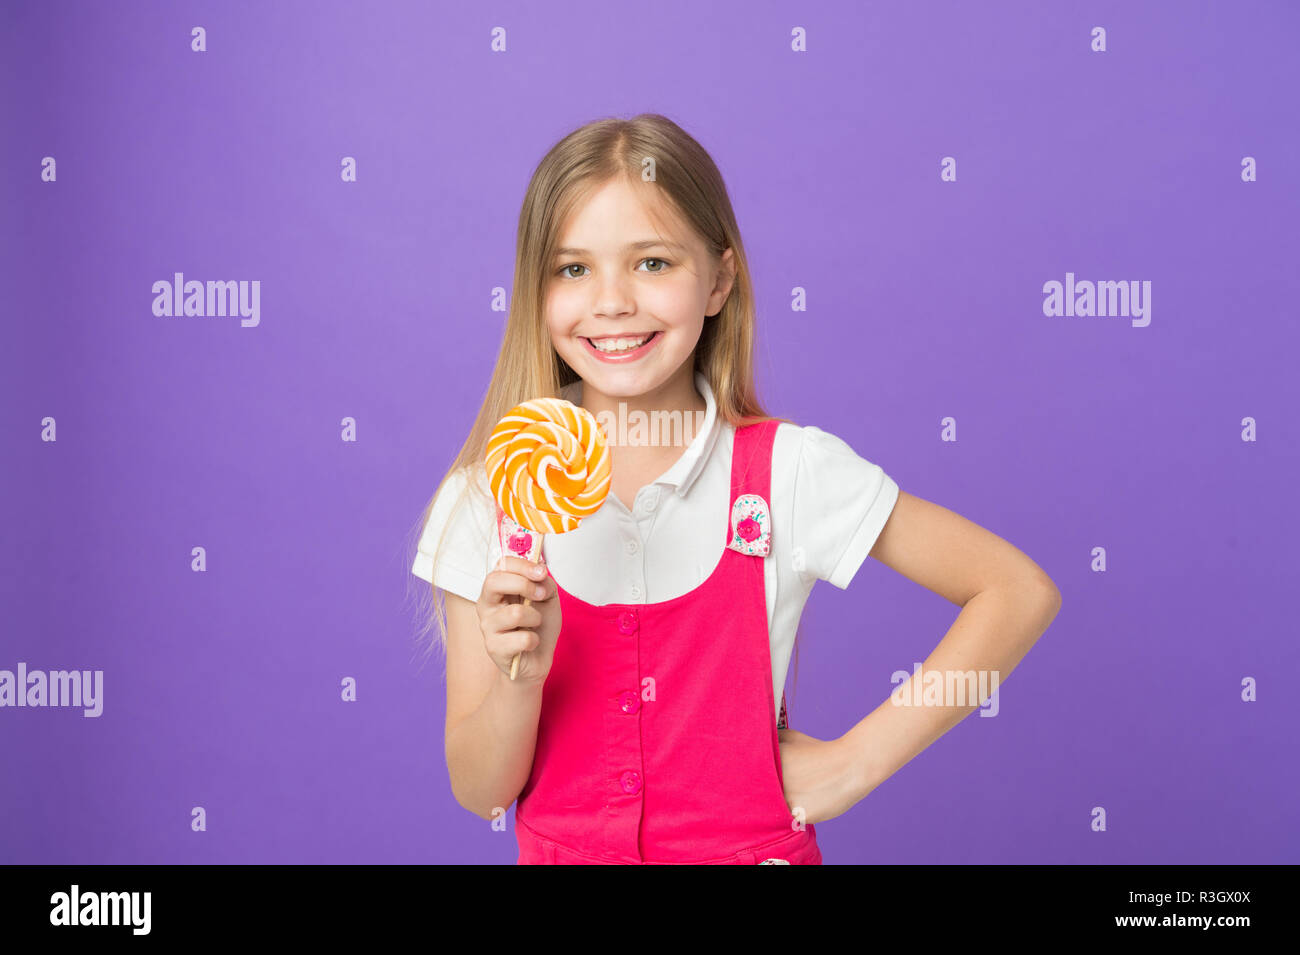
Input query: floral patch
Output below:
<box><xmin>498</xmin><ymin>509</ymin><xmax>544</xmax><ymax>564</ymax></box>
<box><xmin>727</xmin><ymin>493</ymin><xmax>771</xmax><ymax>557</ymax></box>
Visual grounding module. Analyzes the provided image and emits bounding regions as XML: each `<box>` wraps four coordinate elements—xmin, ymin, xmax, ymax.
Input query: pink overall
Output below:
<box><xmin>505</xmin><ymin>418</ymin><xmax>822</xmax><ymax>865</ymax></box>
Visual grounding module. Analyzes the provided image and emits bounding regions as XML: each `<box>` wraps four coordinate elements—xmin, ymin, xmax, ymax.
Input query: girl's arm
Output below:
<box><xmin>443</xmin><ymin>591</ymin><xmax>544</xmax><ymax>820</ymax></box>
<box><xmin>840</xmin><ymin>490</ymin><xmax>1061</xmax><ymax>800</ymax></box>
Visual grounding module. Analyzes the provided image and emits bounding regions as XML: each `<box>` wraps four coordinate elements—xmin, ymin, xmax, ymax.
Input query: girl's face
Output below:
<box><xmin>543</xmin><ymin>177</ymin><xmax>734</xmax><ymax>405</ymax></box>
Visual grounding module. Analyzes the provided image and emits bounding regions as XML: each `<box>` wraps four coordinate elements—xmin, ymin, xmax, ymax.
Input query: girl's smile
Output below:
<box><xmin>581</xmin><ymin>330</ymin><xmax>663</xmax><ymax>363</ymax></box>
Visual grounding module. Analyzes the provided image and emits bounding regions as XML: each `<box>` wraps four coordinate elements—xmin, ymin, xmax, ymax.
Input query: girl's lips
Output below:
<box><xmin>582</xmin><ymin>331</ymin><xmax>662</xmax><ymax>363</ymax></box>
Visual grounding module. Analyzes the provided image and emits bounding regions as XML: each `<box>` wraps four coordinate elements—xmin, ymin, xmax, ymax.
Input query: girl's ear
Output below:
<box><xmin>717</xmin><ymin>246</ymin><xmax>736</xmax><ymax>281</ymax></box>
<box><xmin>708</xmin><ymin>248</ymin><xmax>737</xmax><ymax>314</ymax></box>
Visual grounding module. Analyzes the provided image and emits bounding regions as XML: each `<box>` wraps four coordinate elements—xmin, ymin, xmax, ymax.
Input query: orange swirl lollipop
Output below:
<box><xmin>486</xmin><ymin>397</ymin><xmax>612</xmax><ymax>679</ymax></box>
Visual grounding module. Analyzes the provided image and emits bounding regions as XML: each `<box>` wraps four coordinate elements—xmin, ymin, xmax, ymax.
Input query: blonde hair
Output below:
<box><xmin>405</xmin><ymin>113</ymin><xmax>805</xmax><ymax>705</ymax></box>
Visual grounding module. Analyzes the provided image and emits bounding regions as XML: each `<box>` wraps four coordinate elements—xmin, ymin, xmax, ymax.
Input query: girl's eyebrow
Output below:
<box><xmin>553</xmin><ymin>239</ymin><xmax>673</xmax><ymax>257</ymax></box>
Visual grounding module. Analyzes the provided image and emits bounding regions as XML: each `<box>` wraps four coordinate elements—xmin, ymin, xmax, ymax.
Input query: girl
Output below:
<box><xmin>409</xmin><ymin>114</ymin><xmax>1061</xmax><ymax>865</ymax></box>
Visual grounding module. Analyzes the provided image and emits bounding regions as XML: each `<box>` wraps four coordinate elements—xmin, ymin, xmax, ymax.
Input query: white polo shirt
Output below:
<box><xmin>412</xmin><ymin>371</ymin><xmax>900</xmax><ymax>726</ymax></box>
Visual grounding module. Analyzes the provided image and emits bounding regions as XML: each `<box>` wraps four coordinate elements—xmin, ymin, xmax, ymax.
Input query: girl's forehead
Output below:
<box><xmin>553</xmin><ymin>220</ymin><xmax>695</xmax><ymax>260</ymax></box>
<box><xmin>563</xmin><ymin>179</ymin><xmax>688</xmax><ymax>234</ymax></box>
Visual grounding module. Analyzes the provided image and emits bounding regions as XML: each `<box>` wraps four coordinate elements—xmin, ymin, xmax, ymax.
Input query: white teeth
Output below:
<box><xmin>590</xmin><ymin>334</ymin><xmax>652</xmax><ymax>353</ymax></box>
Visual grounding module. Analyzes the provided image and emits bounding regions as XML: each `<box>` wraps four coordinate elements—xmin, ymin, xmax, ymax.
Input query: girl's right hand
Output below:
<box><xmin>476</xmin><ymin>555</ymin><xmax>562</xmax><ymax>684</ymax></box>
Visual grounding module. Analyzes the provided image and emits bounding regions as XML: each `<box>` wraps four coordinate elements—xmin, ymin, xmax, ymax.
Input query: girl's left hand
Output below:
<box><xmin>777</xmin><ymin>728</ymin><xmax>864</xmax><ymax>825</ymax></box>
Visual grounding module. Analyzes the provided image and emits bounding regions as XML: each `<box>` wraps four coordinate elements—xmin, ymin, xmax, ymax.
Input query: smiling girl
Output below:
<box><xmin>410</xmin><ymin>113</ymin><xmax>1061</xmax><ymax>864</ymax></box>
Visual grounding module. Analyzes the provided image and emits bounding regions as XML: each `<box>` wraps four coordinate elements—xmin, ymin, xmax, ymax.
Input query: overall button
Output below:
<box><xmin>619</xmin><ymin>690</ymin><xmax>640</xmax><ymax>714</ymax></box>
<box><xmin>617</xmin><ymin>610</ymin><xmax>638</xmax><ymax>634</ymax></box>
<box><xmin>620</xmin><ymin>771</ymin><xmax>642</xmax><ymax>795</ymax></box>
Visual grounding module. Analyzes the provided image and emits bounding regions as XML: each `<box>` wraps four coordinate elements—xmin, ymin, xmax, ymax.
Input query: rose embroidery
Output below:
<box><xmin>727</xmin><ymin>493</ymin><xmax>771</xmax><ymax>557</ymax></box>
<box><xmin>497</xmin><ymin>508</ymin><xmax>546</xmax><ymax>568</ymax></box>
<box><xmin>508</xmin><ymin>531</ymin><xmax>533</xmax><ymax>556</ymax></box>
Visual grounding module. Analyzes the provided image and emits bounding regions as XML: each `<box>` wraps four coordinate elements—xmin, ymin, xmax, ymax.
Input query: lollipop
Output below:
<box><xmin>486</xmin><ymin>397</ymin><xmax>611</xmax><ymax>679</ymax></box>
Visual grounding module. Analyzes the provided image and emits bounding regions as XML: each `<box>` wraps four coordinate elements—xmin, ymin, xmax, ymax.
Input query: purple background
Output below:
<box><xmin>3</xmin><ymin>0</ymin><xmax>1297</xmax><ymax>864</ymax></box>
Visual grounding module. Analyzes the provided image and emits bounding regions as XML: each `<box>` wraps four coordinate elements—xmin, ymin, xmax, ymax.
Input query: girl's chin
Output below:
<box><xmin>574</xmin><ymin>369</ymin><xmax>665</xmax><ymax>400</ymax></box>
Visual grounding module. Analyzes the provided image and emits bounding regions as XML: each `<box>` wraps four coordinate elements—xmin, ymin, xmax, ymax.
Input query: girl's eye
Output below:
<box><xmin>556</xmin><ymin>258</ymin><xmax>671</xmax><ymax>279</ymax></box>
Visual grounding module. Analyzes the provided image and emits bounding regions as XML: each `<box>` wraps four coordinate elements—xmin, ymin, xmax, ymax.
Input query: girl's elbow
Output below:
<box><xmin>449</xmin><ymin>773</ymin><xmax>517</xmax><ymax>821</ymax></box>
<box><xmin>1000</xmin><ymin>572</ymin><xmax>1060</xmax><ymax>609</ymax></box>
<box><xmin>1035</xmin><ymin>578</ymin><xmax>1062</xmax><ymax>625</ymax></box>
<box><xmin>1007</xmin><ymin>573</ymin><xmax>1060</xmax><ymax>628</ymax></box>
<box><xmin>450</xmin><ymin>783</ymin><xmax>498</xmax><ymax>821</ymax></box>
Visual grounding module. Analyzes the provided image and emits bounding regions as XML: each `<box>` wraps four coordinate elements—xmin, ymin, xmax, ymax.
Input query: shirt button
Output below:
<box><xmin>620</xmin><ymin>771</ymin><xmax>642</xmax><ymax>795</ymax></box>
<box><xmin>619</xmin><ymin>690</ymin><xmax>640</xmax><ymax>714</ymax></box>
<box><xmin>630</xmin><ymin>584</ymin><xmax>641</xmax><ymax>599</ymax></box>
<box><xmin>617</xmin><ymin>610</ymin><xmax>638</xmax><ymax>634</ymax></box>
<box><xmin>625</xmin><ymin>539</ymin><xmax>638</xmax><ymax>555</ymax></box>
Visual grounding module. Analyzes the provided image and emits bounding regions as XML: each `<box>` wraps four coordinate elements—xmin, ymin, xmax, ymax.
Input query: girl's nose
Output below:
<box><xmin>595</xmin><ymin>296</ymin><xmax>634</xmax><ymax>318</ymax></box>
<box><xmin>594</xmin><ymin>278</ymin><xmax>634</xmax><ymax>315</ymax></box>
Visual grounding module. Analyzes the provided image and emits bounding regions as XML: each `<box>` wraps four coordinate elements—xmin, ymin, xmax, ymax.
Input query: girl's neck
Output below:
<box><xmin>577</xmin><ymin>366</ymin><xmax>706</xmax><ymax>470</ymax></box>
<box><xmin>577</xmin><ymin>369</ymin><xmax>707</xmax><ymax>514</ymax></box>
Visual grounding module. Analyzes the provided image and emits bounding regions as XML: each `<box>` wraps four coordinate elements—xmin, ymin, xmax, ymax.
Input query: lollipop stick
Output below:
<box><xmin>508</xmin><ymin>594</ymin><xmax>530</xmax><ymax>681</ymax></box>
<box><xmin>507</xmin><ymin>533</ymin><xmax>545</xmax><ymax>682</ymax></box>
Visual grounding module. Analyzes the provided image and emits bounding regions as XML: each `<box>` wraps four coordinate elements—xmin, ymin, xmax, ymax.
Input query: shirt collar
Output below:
<box><xmin>558</xmin><ymin>370</ymin><xmax>720</xmax><ymax>499</ymax></box>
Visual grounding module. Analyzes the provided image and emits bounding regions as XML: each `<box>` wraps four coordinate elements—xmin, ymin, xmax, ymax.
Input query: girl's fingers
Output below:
<box><xmin>486</xmin><ymin>556</ymin><xmax>548</xmax><ymax>603</ymax></box>
<box><xmin>511</xmin><ymin>630</ymin><xmax>539</xmax><ymax>655</ymax></box>
<box><xmin>490</xmin><ymin>629</ymin><xmax>538</xmax><ymax>667</ymax></box>
<box><xmin>491</xmin><ymin>601</ymin><xmax>541</xmax><ymax>634</ymax></box>
<box><xmin>498</xmin><ymin>555</ymin><xmax>548</xmax><ymax>581</ymax></box>
<box><xmin>485</xmin><ymin>572</ymin><xmax>539</xmax><ymax>604</ymax></box>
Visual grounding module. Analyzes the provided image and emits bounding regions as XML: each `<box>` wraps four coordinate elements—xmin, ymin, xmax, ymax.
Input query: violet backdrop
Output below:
<box><xmin>2</xmin><ymin>0</ymin><xmax>1297</xmax><ymax>863</ymax></box>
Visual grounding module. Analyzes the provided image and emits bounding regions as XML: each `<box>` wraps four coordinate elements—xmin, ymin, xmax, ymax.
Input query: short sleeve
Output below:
<box><xmin>793</xmin><ymin>426</ymin><xmax>899</xmax><ymax>590</ymax></box>
<box><xmin>410</xmin><ymin>465</ymin><xmax>501</xmax><ymax>602</ymax></box>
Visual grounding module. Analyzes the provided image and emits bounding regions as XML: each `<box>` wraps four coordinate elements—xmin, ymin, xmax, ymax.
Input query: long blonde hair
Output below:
<box><xmin>405</xmin><ymin>113</ymin><xmax>804</xmax><ymax>702</ymax></box>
